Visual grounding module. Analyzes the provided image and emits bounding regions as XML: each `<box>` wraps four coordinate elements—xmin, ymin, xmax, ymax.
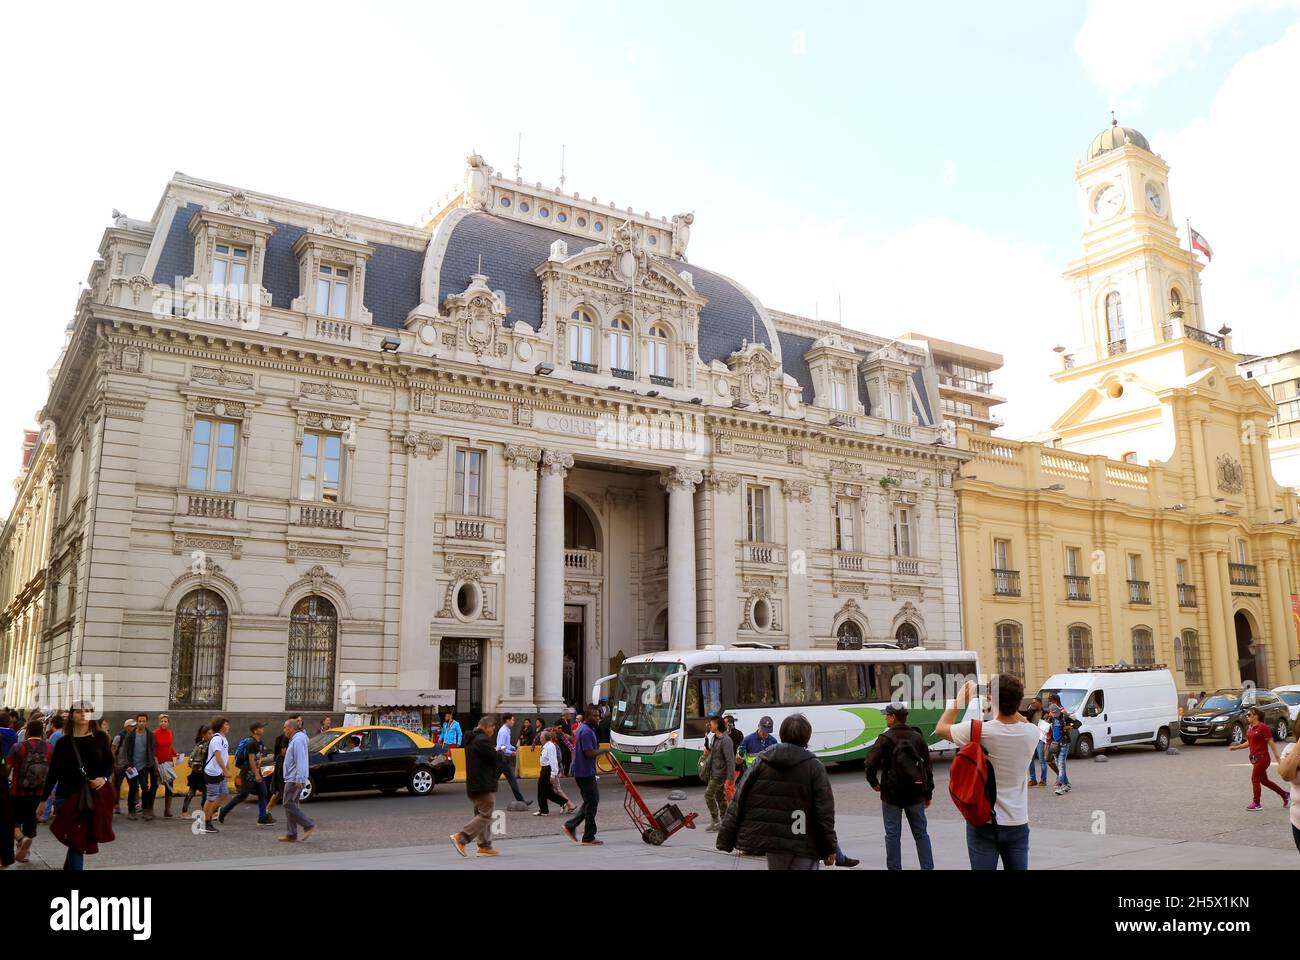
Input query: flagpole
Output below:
<box><xmin>1185</xmin><ymin>218</ymin><xmax>1196</xmax><ymax>332</ymax></box>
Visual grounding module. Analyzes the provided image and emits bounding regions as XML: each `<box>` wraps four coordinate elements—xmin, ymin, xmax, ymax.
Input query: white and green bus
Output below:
<box><xmin>602</xmin><ymin>644</ymin><xmax>983</xmax><ymax>777</ymax></box>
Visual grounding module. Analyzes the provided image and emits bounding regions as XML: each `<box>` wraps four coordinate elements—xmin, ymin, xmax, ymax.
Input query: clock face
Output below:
<box><xmin>1145</xmin><ymin>182</ymin><xmax>1164</xmax><ymax>214</ymax></box>
<box><xmin>1093</xmin><ymin>184</ymin><xmax>1123</xmax><ymax>218</ymax></box>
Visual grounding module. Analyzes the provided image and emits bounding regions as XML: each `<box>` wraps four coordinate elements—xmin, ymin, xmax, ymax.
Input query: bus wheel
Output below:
<box><xmin>1074</xmin><ymin>735</ymin><xmax>1094</xmax><ymax>760</ymax></box>
<box><xmin>1154</xmin><ymin>728</ymin><xmax>1170</xmax><ymax>751</ymax></box>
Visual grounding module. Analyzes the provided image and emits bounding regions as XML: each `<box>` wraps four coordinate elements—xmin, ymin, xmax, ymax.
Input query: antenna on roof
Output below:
<box><xmin>514</xmin><ymin>133</ymin><xmax>522</xmax><ymax>180</ymax></box>
<box><xmin>559</xmin><ymin>144</ymin><xmax>567</xmax><ymax>191</ymax></box>
<box><xmin>1111</xmin><ymin>110</ymin><xmax>1118</xmax><ymax>127</ymax></box>
<box><xmin>838</xmin><ymin>291</ymin><xmax>843</xmax><ymax>325</ymax></box>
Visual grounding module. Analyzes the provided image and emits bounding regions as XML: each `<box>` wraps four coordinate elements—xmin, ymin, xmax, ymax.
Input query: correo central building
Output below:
<box><xmin>1</xmin><ymin>154</ymin><xmax>986</xmax><ymax>729</ymax></box>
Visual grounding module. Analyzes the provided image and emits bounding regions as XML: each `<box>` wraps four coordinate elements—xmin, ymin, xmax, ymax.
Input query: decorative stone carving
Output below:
<box><xmin>540</xmin><ymin>450</ymin><xmax>574</xmax><ymax>477</ymax></box>
<box><xmin>781</xmin><ymin>479</ymin><xmax>812</xmax><ymax>502</ymax></box>
<box><xmin>1216</xmin><ymin>454</ymin><xmax>1244</xmax><ymax>494</ymax></box>
<box><xmin>300</xmin><ymin>381</ymin><xmax>358</xmax><ymax>404</ymax></box>
<box><xmin>464</xmin><ymin>153</ymin><xmax>494</xmax><ymax>212</ymax></box>
<box><xmin>402</xmin><ymin>431</ymin><xmax>444</xmax><ymax>460</ymax></box>
<box><xmin>193</xmin><ymin>366</ymin><xmax>254</xmax><ymax>389</ymax></box>
<box><xmin>215</xmin><ymin>191</ymin><xmax>261</xmax><ymax>220</ymax></box>
<box><xmin>505</xmin><ymin>444</ymin><xmax>543</xmax><ymax>470</ymax></box>
<box><xmin>671</xmin><ymin>212</ymin><xmax>694</xmax><ymax>260</ymax></box>
<box><xmin>442</xmin><ymin>272</ymin><xmax>510</xmax><ymax>359</ymax></box>
<box><xmin>660</xmin><ymin>466</ymin><xmax>703</xmax><ymax>494</ymax></box>
<box><xmin>313</xmin><ymin>212</ymin><xmax>356</xmax><ymax>240</ymax></box>
<box><xmin>702</xmin><ymin>470</ymin><xmax>740</xmax><ymax>493</ymax></box>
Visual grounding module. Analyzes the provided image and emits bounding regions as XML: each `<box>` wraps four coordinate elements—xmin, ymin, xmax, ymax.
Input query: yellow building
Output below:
<box><xmin>957</xmin><ymin>120</ymin><xmax>1300</xmax><ymax>694</ymax></box>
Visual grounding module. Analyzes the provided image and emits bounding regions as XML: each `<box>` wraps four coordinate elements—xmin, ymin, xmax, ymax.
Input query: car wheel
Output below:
<box><xmin>408</xmin><ymin>767</ymin><xmax>436</xmax><ymax>796</ymax></box>
<box><xmin>1074</xmin><ymin>735</ymin><xmax>1093</xmax><ymax>760</ymax></box>
<box><xmin>1154</xmin><ymin>728</ymin><xmax>1170</xmax><ymax>751</ymax></box>
<box><xmin>299</xmin><ymin>777</ymin><xmax>317</xmax><ymax>803</ymax></box>
<box><xmin>1275</xmin><ymin>718</ymin><xmax>1289</xmax><ymax>741</ymax></box>
<box><xmin>1229</xmin><ymin>723</ymin><xmax>1247</xmax><ymax>746</ymax></box>
<box><xmin>1179</xmin><ymin>735</ymin><xmax>1197</xmax><ymax>745</ymax></box>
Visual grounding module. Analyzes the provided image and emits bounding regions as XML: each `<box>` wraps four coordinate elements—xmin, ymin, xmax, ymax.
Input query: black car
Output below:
<box><xmin>263</xmin><ymin>726</ymin><xmax>456</xmax><ymax>801</ymax></box>
<box><xmin>1179</xmin><ymin>688</ymin><xmax>1290</xmax><ymax>746</ymax></box>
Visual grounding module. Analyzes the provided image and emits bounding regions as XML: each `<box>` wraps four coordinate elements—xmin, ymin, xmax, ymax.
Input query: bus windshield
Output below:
<box><xmin>612</xmin><ymin>662</ymin><xmax>685</xmax><ymax>736</ymax></box>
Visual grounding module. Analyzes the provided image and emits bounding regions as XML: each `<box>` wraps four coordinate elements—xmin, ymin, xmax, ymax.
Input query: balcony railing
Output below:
<box><xmin>452</xmin><ymin>518</ymin><xmax>485</xmax><ymax>540</ymax></box>
<box><xmin>836</xmin><ymin>553</ymin><xmax>865</xmax><ymax>572</ymax></box>
<box><xmin>298</xmin><ymin>505</ymin><xmax>344</xmax><ymax>529</ymax></box>
<box><xmin>611</xmin><ymin>368</ymin><xmax>633</xmax><ymax>380</ymax></box>
<box><xmin>1065</xmin><ymin>574</ymin><xmax>1091</xmax><ymax>601</ymax></box>
<box><xmin>1127</xmin><ymin>579</ymin><xmax>1151</xmax><ymax>604</ymax></box>
<box><xmin>744</xmin><ymin>542</ymin><xmax>783</xmax><ymax>564</ymax></box>
<box><xmin>1229</xmin><ymin>563</ymin><xmax>1258</xmax><ymax>587</ymax></box>
<box><xmin>992</xmin><ymin>568</ymin><xmax>1021</xmax><ymax>597</ymax></box>
<box><xmin>564</xmin><ymin>549</ymin><xmax>601</xmax><ymax>574</ymax></box>
<box><xmin>187</xmin><ymin>494</ymin><xmax>236</xmax><ymax>520</ymax></box>
<box><xmin>313</xmin><ymin>317</ymin><xmax>354</xmax><ymax>343</ymax></box>
<box><xmin>1108</xmin><ymin>339</ymin><xmax>1128</xmax><ymax>357</ymax></box>
<box><xmin>570</xmin><ymin>361</ymin><xmax>597</xmax><ymax>373</ymax></box>
<box><xmin>895</xmin><ymin>558</ymin><xmax>920</xmax><ymax>577</ymax></box>
<box><xmin>1177</xmin><ymin>583</ymin><xmax>1198</xmax><ymax>608</ymax></box>
<box><xmin>939</xmin><ymin>374</ymin><xmax>994</xmax><ymax>395</ymax></box>
<box><xmin>649</xmin><ymin>374</ymin><xmax>675</xmax><ymax>387</ymax></box>
<box><xmin>1184</xmin><ymin>324</ymin><xmax>1226</xmax><ymax>350</ymax></box>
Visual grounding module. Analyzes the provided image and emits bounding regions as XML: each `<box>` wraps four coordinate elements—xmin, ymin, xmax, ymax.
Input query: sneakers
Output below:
<box><xmin>257</xmin><ymin>815</ymin><xmax>276</xmax><ymax>826</ymax></box>
<box><xmin>203</xmin><ymin>821</ymin><xmax>219</xmax><ymax>834</ymax></box>
<box><xmin>1246</xmin><ymin>802</ymin><xmax>1263</xmax><ymax>811</ymax></box>
<box><xmin>706</xmin><ymin>820</ymin><xmax>721</xmax><ymax>832</ymax></box>
<box><xmin>839</xmin><ymin>857</ymin><xmax>861</xmax><ymax>868</ymax></box>
<box><xmin>128</xmin><ymin>810</ymin><xmax>138</xmax><ymax>821</ymax></box>
<box><xmin>1054</xmin><ymin>784</ymin><xmax>1071</xmax><ymax>795</ymax></box>
<box><xmin>532</xmin><ymin>811</ymin><xmax>548</xmax><ymax>816</ymax></box>
<box><xmin>476</xmin><ymin>847</ymin><xmax>501</xmax><ymax>857</ymax></box>
<box><xmin>450</xmin><ymin>834</ymin><xmax>467</xmax><ymax>857</ymax></box>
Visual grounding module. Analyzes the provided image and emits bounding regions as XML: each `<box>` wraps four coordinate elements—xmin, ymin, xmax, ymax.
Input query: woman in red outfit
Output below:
<box><xmin>154</xmin><ymin>713</ymin><xmax>178</xmax><ymax>818</ymax></box>
<box><xmin>1230</xmin><ymin>706</ymin><xmax>1290</xmax><ymax>811</ymax></box>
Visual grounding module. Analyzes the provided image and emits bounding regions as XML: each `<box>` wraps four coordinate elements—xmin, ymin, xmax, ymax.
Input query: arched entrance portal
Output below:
<box><xmin>563</xmin><ymin>495</ymin><xmax>601</xmax><ymax>708</ymax></box>
<box><xmin>1235</xmin><ymin>610</ymin><xmax>1269</xmax><ymax>688</ymax></box>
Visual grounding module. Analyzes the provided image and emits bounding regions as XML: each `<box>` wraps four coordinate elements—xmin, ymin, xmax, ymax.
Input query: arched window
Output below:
<box><xmin>895</xmin><ymin>622</ymin><xmax>919</xmax><ymax>650</ymax></box>
<box><xmin>1105</xmin><ymin>292</ymin><xmax>1125</xmax><ymax>347</ymax></box>
<box><xmin>1181</xmin><ymin>629</ymin><xmax>1203</xmax><ymax>685</ymax></box>
<box><xmin>996</xmin><ymin>621</ymin><xmax>1024</xmax><ymax>677</ymax></box>
<box><xmin>568</xmin><ymin>308</ymin><xmax>595</xmax><ymax>369</ymax></box>
<box><xmin>563</xmin><ymin>496</ymin><xmax>598</xmax><ymax>550</ymax></box>
<box><xmin>1131</xmin><ymin>627</ymin><xmax>1155</xmax><ymax>665</ymax></box>
<box><xmin>646</xmin><ymin>324</ymin><xmax>672</xmax><ymax>383</ymax></box>
<box><xmin>607</xmin><ymin>317</ymin><xmax>632</xmax><ymax>376</ymax></box>
<box><xmin>170</xmin><ymin>589</ymin><xmax>228</xmax><ymax>710</ymax></box>
<box><xmin>1068</xmin><ymin>624</ymin><xmax>1093</xmax><ymax>670</ymax></box>
<box><xmin>835</xmin><ymin>620</ymin><xmax>863</xmax><ymax>651</ymax></box>
<box><xmin>286</xmin><ymin>595</ymin><xmax>338</xmax><ymax>710</ymax></box>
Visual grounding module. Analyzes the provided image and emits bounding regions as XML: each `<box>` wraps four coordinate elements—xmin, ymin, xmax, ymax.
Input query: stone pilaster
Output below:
<box><xmin>662</xmin><ymin>467</ymin><xmax>703</xmax><ymax>650</ymax></box>
<box><xmin>534</xmin><ymin>449</ymin><xmax>572</xmax><ymax>711</ymax></box>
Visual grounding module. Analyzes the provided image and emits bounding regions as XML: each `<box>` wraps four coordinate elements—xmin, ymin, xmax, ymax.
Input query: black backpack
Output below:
<box><xmin>19</xmin><ymin>738</ymin><xmax>49</xmax><ymax>791</ymax></box>
<box><xmin>884</xmin><ymin>729</ymin><xmax>928</xmax><ymax>804</ymax></box>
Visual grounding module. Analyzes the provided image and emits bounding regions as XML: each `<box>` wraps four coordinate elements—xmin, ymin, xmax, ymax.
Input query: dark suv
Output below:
<box><xmin>1179</xmin><ymin>688</ymin><xmax>1290</xmax><ymax>746</ymax></box>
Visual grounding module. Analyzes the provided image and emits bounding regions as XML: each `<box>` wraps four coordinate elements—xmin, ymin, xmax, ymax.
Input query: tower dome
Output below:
<box><xmin>1087</xmin><ymin>118</ymin><xmax>1150</xmax><ymax>160</ymax></box>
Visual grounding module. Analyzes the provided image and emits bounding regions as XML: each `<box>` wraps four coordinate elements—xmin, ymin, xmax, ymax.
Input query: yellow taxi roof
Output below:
<box><xmin>323</xmin><ymin>725</ymin><xmax>435</xmax><ymax>749</ymax></box>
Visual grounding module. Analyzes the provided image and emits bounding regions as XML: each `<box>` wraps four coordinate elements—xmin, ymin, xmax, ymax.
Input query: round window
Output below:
<box><xmin>1107</xmin><ymin>382</ymin><xmax>1124</xmax><ymax>399</ymax></box>
<box><xmin>557</xmin><ymin>212</ymin><xmax>568</xmax><ymax>223</ymax></box>
<box><xmin>539</xmin><ymin>207</ymin><xmax>550</xmax><ymax>218</ymax></box>
<box><xmin>519</xmin><ymin>201</ymin><xmax>530</xmax><ymax>213</ymax></box>
<box><xmin>648</xmin><ymin>234</ymin><xmax>657</xmax><ymax>245</ymax></box>
<box><xmin>499</xmin><ymin>197</ymin><xmax>511</xmax><ymax>208</ymax></box>
<box><xmin>752</xmin><ymin>598</ymin><xmax>772</xmax><ymax>632</ymax></box>
<box><xmin>594</xmin><ymin>222</ymin><xmax>604</xmax><ymax>232</ymax></box>
<box><xmin>454</xmin><ymin>581</ymin><xmax>481</xmax><ymax>621</ymax></box>
<box><xmin>576</xmin><ymin>216</ymin><xmax>587</xmax><ymax>227</ymax></box>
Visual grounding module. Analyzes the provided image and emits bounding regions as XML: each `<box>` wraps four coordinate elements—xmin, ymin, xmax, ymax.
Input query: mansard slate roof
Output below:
<box><xmin>436</xmin><ymin>212</ymin><xmax>773</xmax><ymax>365</ymax></box>
<box><xmin>150</xmin><ymin>200</ymin><xmax>937</xmax><ymax>421</ymax></box>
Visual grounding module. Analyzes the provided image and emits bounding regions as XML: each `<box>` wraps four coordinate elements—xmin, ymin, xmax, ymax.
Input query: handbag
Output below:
<box><xmin>68</xmin><ymin>734</ymin><xmax>97</xmax><ymax>815</ymax></box>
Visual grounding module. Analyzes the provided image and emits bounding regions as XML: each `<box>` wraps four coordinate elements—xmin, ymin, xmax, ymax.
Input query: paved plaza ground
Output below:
<box><xmin>14</xmin><ymin>739</ymin><xmax>1298</xmax><ymax>870</ymax></box>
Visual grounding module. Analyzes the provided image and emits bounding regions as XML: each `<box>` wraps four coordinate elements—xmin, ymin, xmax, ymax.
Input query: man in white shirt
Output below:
<box><xmin>202</xmin><ymin>717</ymin><xmax>231</xmax><ymax>834</ymax></box>
<box><xmin>936</xmin><ymin>675</ymin><xmax>1040</xmax><ymax>870</ymax></box>
<box><xmin>494</xmin><ymin>714</ymin><xmax>528</xmax><ymax>805</ymax></box>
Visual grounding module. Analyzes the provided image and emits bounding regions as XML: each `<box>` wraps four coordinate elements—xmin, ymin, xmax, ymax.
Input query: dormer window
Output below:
<box><xmin>646</xmin><ymin>324</ymin><xmax>672</xmax><ymax>385</ymax></box>
<box><xmin>212</xmin><ymin>244</ymin><xmax>248</xmax><ymax>295</ymax></box>
<box><xmin>832</xmin><ymin>377</ymin><xmax>849</xmax><ymax>411</ymax></box>
<box><xmin>316</xmin><ymin>264</ymin><xmax>350</xmax><ymax>319</ymax></box>
<box><xmin>569</xmin><ymin>308</ymin><xmax>595</xmax><ymax>370</ymax></box>
<box><xmin>607</xmin><ymin>317</ymin><xmax>632</xmax><ymax>376</ymax></box>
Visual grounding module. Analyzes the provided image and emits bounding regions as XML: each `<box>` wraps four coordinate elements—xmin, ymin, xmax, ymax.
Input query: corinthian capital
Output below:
<box><xmin>782</xmin><ymin>478</ymin><xmax>812</xmax><ymax>502</ymax></box>
<box><xmin>505</xmin><ymin>444</ymin><xmax>543</xmax><ymax>470</ymax></box>
<box><xmin>703</xmin><ymin>470</ymin><xmax>740</xmax><ymax>494</ymax></box>
<box><xmin>660</xmin><ymin>466</ymin><xmax>704</xmax><ymax>494</ymax></box>
<box><xmin>539</xmin><ymin>450</ymin><xmax>574</xmax><ymax>477</ymax></box>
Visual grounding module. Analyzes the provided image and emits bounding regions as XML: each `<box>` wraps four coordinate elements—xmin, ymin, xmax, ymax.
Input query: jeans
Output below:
<box><xmin>564</xmin><ymin>776</ymin><xmax>600</xmax><ymax>841</ymax></box>
<box><xmin>126</xmin><ymin>766</ymin><xmax>159</xmax><ymax>813</ymax></box>
<box><xmin>882</xmin><ymin>801</ymin><xmax>934</xmax><ymax>870</ymax></box>
<box><xmin>1028</xmin><ymin>742</ymin><xmax>1047</xmax><ymax>782</ymax></box>
<box><xmin>281</xmin><ymin>783</ymin><xmax>314</xmax><ymax>838</ymax></box>
<box><xmin>1055</xmin><ymin>742</ymin><xmax>1070</xmax><ymax>786</ymax></box>
<box><xmin>497</xmin><ymin>757</ymin><xmax>525</xmax><ymax>802</ymax></box>
<box><xmin>220</xmin><ymin>777</ymin><xmax>268</xmax><ymax>818</ymax></box>
<box><xmin>50</xmin><ymin>797</ymin><xmax>85</xmax><ymax>871</ymax></box>
<box><xmin>766</xmin><ymin>852</ymin><xmax>820</xmax><ymax>870</ymax></box>
<box><xmin>966</xmin><ymin>821</ymin><xmax>1030</xmax><ymax>870</ymax></box>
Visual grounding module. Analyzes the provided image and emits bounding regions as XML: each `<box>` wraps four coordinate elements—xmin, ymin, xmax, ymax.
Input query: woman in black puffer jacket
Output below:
<box><xmin>716</xmin><ymin>713</ymin><xmax>837</xmax><ymax>869</ymax></box>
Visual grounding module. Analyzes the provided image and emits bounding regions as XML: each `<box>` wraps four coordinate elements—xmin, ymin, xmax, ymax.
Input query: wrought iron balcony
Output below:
<box><xmin>1108</xmin><ymin>339</ymin><xmax>1128</xmax><ymax>357</ymax></box>
<box><xmin>570</xmin><ymin>361</ymin><xmax>597</xmax><ymax>374</ymax></box>
<box><xmin>1065</xmin><ymin>574</ymin><xmax>1091</xmax><ymax>601</ymax></box>
<box><xmin>1177</xmin><ymin>583</ymin><xmax>1198</xmax><ymax>608</ymax></box>
<box><xmin>1127</xmin><ymin>579</ymin><xmax>1151</xmax><ymax>604</ymax></box>
<box><xmin>649</xmin><ymin>374</ymin><xmax>675</xmax><ymax>387</ymax></box>
<box><xmin>1184</xmin><ymin>324</ymin><xmax>1226</xmax><ymax>350</ymax></box>
<box><xmin>1229</xmin><ymin>563</ymin><xmax>1258</xmax><ymax>587</ymax></box>
<box><xmin>611</xmin><ymin>368</ymin><xmax>633</xmax><ymax>380</ymax></box>
<box><xmin>992</xmin><ymin>568</ymin><xmax>1021</xmax><ymax>597</ymax></box>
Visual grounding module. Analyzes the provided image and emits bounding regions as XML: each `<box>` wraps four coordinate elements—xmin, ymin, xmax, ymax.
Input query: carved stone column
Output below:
<box><xmin>535</xmin><ymin>450</ymin><xmax>572</xmax><ymax>712</ymax></box>
<box><xmin>662</xmin><ymin>467</ymin><xmax>703</xmax><ymax>650</ymax></box>
<box><xmin>782</xmin><ymin>479</ymin><xmax>812</xmax><ymax>649</ymax></box>
<box><xmin>500</xmin><ymin>444</ymin><xmax>541</xmax><ymax>713</ymax></box>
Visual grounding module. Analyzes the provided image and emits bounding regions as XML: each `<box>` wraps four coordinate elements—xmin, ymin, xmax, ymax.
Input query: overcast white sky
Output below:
<box><xmin>2</xmin><ymin>0</ymin><xmax>1298</xmax><ymax>516</ymax></box>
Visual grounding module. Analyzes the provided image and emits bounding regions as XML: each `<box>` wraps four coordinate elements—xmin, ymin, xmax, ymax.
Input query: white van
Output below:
<box><xmin>1037</xmin><ymin>666</ymin><xmax>1180</xmax><ymax>759</ymax></box>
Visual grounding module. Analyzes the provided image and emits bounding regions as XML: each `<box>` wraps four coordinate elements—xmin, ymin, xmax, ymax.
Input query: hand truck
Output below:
<box><xmin>599</xmin><ymin>752</ymin><xmax>698</xmax><ymax>845</ymax></box>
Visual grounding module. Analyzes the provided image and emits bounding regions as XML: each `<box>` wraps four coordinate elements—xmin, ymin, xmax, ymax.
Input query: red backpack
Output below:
<box><xmin>948</xmin><ymin>719</ymin><xmax>998</xmax><ymax>827</ymax></box>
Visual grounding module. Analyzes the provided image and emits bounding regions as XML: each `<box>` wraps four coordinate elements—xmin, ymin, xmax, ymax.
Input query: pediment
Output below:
<box><xmin>1051</xmin><ymin>372</ymin><xmax>1165</xmax><ymax>432</ymax></box>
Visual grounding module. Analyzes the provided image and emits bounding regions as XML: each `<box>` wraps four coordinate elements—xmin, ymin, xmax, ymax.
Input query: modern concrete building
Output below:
<box><xmin>899</xmin><ymin>333</ymin><xmax>1005</xmax><ymax>435</ymax></box>
<box><xmin>1239</xmin><ymin>347</ymin><xmax>1300</xmax><ymax>492</ymax></box>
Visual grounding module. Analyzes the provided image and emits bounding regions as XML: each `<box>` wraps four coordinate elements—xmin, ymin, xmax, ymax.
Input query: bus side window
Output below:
<box><xmin>825</xmin><ymin>663</ymin><xmax>866</xmax><ymax>703</ymax></box>
<box><xmin>947</xmin><ymin>663</ymin><xmax>978</xmax><ymax>700</ymax></box>
<box><xmin>737</xmin><ymin>664</ymin><xmax>776</xmax><ymax>707</ymax></box>
<box><xmin>779</xmin><ymin>664</ymin><xmax>823</xmax><ymax>705</ymax></box>
<box><xmin>876</xmin><ymin>663</ymin><xmax>907</xmax><ymax>703</ymax></box>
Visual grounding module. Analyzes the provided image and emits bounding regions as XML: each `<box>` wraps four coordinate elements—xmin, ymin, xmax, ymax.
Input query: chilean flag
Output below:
<box><xmin>1189</xmin><ymin>226</ymin><xmax>1213</xmax><ymax>262</ymax></box>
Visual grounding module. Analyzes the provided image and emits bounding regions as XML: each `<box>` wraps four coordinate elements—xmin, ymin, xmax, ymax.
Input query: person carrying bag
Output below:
<box><xmin>43</xmin><ymin>702</ymin><xmax>115</xmax><ymax>871</ymax></box>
